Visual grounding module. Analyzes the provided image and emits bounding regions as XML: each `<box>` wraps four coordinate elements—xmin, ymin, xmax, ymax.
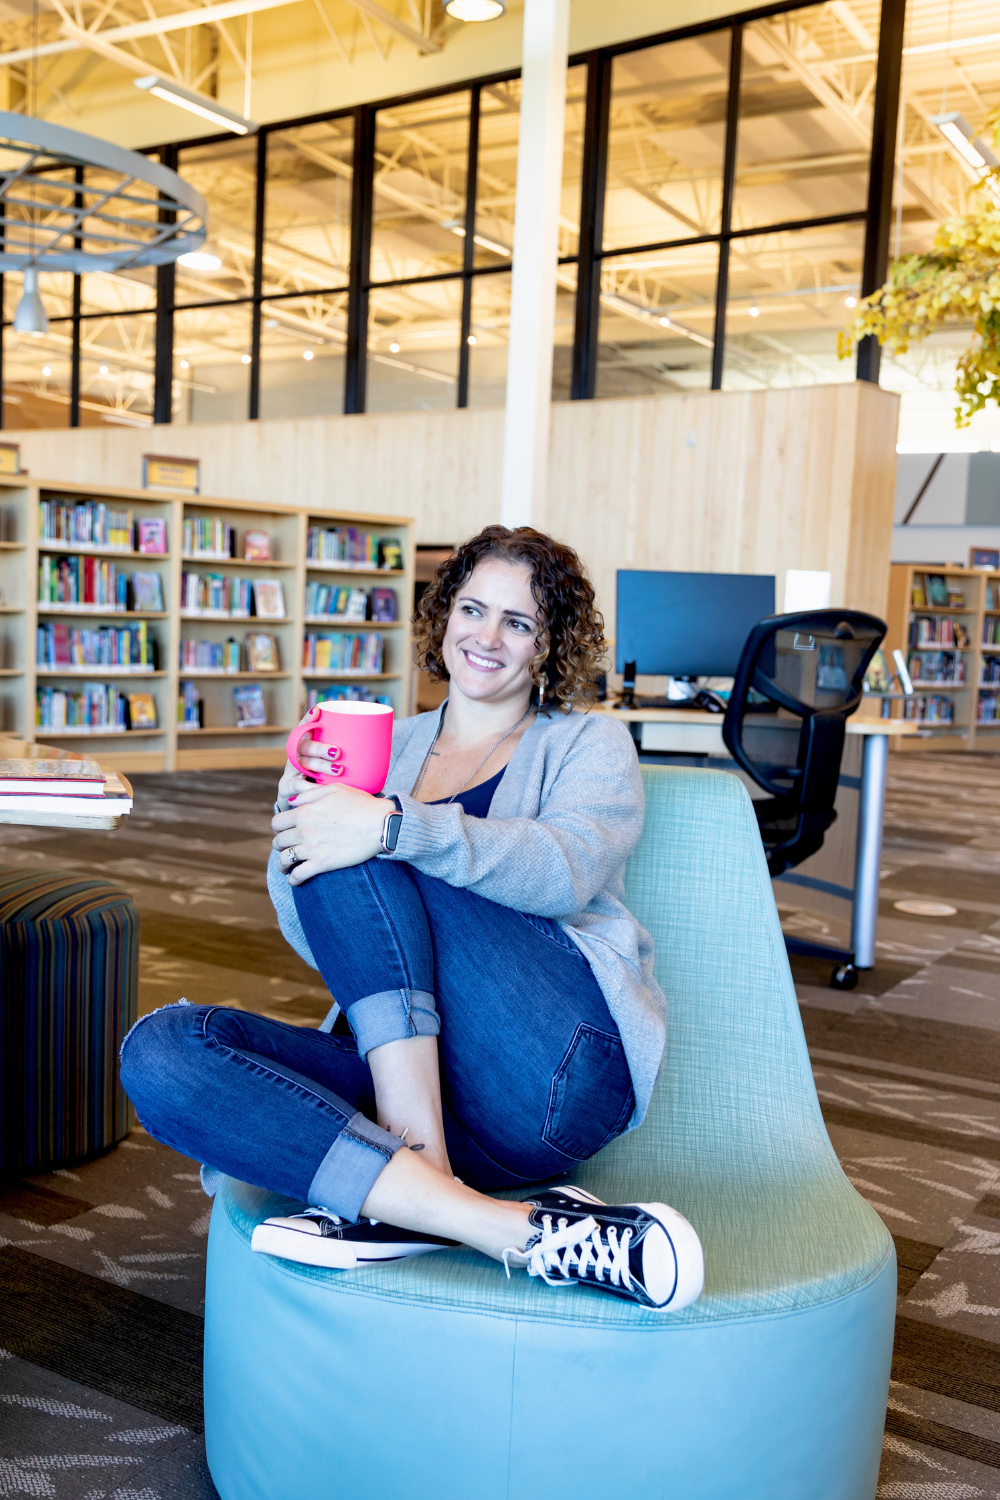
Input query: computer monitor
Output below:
<box><xmin>615</xmin><ymin>570</ymin><xmax>775</xmax><ymax>678</ymax></box>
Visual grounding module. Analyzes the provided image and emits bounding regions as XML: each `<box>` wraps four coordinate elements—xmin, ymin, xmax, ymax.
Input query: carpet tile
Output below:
<box><xmin>1</xmin><ymin>756</ymin><xmax>999</xmax><ymax>1496</ymax></box>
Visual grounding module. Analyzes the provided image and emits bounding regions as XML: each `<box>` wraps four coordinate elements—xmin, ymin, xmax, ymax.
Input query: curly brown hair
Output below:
<box><xmin>412</xmin><ymin>525</ymin><xmax>607</xmax><ymax>713</ymax></box>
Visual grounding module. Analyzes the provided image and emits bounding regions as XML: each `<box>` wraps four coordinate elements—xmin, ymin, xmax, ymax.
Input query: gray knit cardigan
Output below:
<box><xmin>267</xmin><ymin>704</ymin><xmax>666</xmax><ymax>1129</ymax></box>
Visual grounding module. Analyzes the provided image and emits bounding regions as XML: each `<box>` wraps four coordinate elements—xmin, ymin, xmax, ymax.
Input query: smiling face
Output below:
<box><xmin>441</xmin><ymin>556</ymin><xmax>544</xmax><ymax>708</ymax></box>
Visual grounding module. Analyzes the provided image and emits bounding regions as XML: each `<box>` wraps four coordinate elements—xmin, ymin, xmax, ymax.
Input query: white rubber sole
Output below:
<box><xmin>634</xmin><ymin>1201</ymin><xmax>705</xmax><ymax>1311</ymax></box>
<box><xmin>250</xmin><ymin>1223</ymin><xmax>446</xmax><ymax>1270</ymax></box>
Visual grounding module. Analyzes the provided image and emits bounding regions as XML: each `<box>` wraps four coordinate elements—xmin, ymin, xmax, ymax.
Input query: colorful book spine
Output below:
<box><xmin>179</xmin><ymin>639</ymin><xmax>241</xmax><ymax>671</ymax></box>
<box><xmin>36</xmin><ymin>622</ymin><xmax>152</xmax><ymax>668</ymax></box>
<box><xmin>183</xmin><ymin>517</ymin><xmax>235</xmax><ymax>557</ymax></box>
<box><xmin>181</xmin><ymin>572</ymin><xmax>253</xmax><ymax>615</ymax></box>
<box><xmin>38</xmin><ymin>500</ymin><xmax>132</xmax><ymax>549</ymax></box>
<box><xmin>36</xmin><ymin>683</ymin><xmax>128</xmax><ymax>731</ymax></box>
<box><xmin>302</xmin><ymin>632</ymin><xmax>383</xmax><ymax>674</ymax></box>
<box><xmin>38</xmin><ymin>556</ymin><xmax>128</xmax><ymax>609</ymax></box>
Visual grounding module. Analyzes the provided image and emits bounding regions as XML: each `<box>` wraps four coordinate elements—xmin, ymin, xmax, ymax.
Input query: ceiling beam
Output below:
<box><xmin>340</xmin><ymin>0</ymin><xmax>440</xmax><ymax>54</ymax></box>
<box><xmin>0</xmin><ymin>0</ymin><xmax>440</xmax><ymax>70</ymax></box>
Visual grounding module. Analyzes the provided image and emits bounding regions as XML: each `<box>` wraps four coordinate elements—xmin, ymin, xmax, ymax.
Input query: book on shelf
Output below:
<box><xmin>303</xmin><ymin>583</ymin><xmax>367</xmax><ymax>620</ymax></box>
<box><xmin>0</xmin><ymin>758</ymin><xmax>106</xmax><ymax>796</ymax></box>
<box><xmin>244</xmin><ymin>530</ymin><xmax>271</xmax><ymax>561</ymax></box>
<box><xmin>947</xmin><ymin>586</ymin><xmax>966</xmax><ymax>607</ymax></box>
<box><xmin>181</xmin><ymin>571</ymin><xmax>252</xmax><ymax>616</ymax></box>
<box><xmin>37</xmin><ymin>683</ymin><xmax>128</xmax><ymax>732</ymax></box>
<box><xmin>178</xmin><ymin>681</ymin><xmax>204</xmax><ymax>727</ymax></box>
<box><xmin>39</xmin><ymin>499</ymin><xmax>132</xmax><ymax>550</ymax></box>
<box><xmin>816</xmin><ymin>644</ymin><xmax>847</xmax><ymax>690</ymax></box>
<box><xmin>127</xmin><ymin>692</ymin><xmax>158</xmax><ymax>729</ymax></box>
<box><xmin>246</xmin><ymin>632</ymin><xmax>279</xmax><ymax>672</ymax></box>
<box><xmin>926</xmin><ymin>574</ymin><xmax>950</xmax><ymax>607</ymax></box>
<box><xmin>987</xmin><ymin>582</ymin><xmax>998</xmax><ymax>611</ymax></box>
<box><xmin>302</xmin><ymin>631</ymin><xmax>384</xmax><ymax>674</ymax></box>
<box><xmin>378</xmin><ymin>538</ymin><xmax>403</xmax><ymax>571</ymax></box>
<box><xmin>183</xmin><ymin>516</ymin><xmax>236</xmax><ymax>557</ymax></box>
<box><xmin>911</xmin><ymin>576</ymin><xmax>927</xmax><ymax>607</ymax></box>
<box><xmin>37</xmin><ymin>621</ymin><xmax>156</xmax><ymax>670</ymax></box>
<box><xmin>864</xmin><ymin>649</ymin><xmax>890</xmax><ymax>694</ymax></box>
<box><xmin>371</xmin><ymin>587</ymin><xmax>398</xmax><ymax>622</ymax></box>
<box><xmin>970</xmin><ymin>547</ymin><xmax>1000</xmax><ymax>569</ymax></box>
<box><xmin>234</xmin><ymin>684</ymin><xmax>266</xmax><ymax>727</ymax></box>
<box><xmin>179</xmin><ymin>638</ymin><xmax>241</xmax><ymax>672</ymax></box>
<box><xmin>955</xmin><ymin>622</ymin><xmax>971</xmax><ymax>649</ymax></box>
<box><xmin>137</xmin><ymin>517</ymin><xmax>167</xmax><ymax>554</ymax></box>
<box><xmin>305</xmin><ymin>686</ymin><xmax>392</xmax><ymax>710</ymax></box>
<box><xmin>253</xmin><ymin>580</ymin><xmax>285</xmax><ymax>619</ymax></box>
<box><xmin>131</xmin><ymin>572</ymin><xmax>164</xmax><ymax>612</ymax></box>
<box><xmin>39</xmin><ymin>555</ymin><xmax>128</xmax><ymax>610</ymax></box>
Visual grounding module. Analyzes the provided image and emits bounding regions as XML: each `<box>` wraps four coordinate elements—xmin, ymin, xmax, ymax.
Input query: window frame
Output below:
<box><xmin>0</xmin><ymin>0</ymin><xmax>903</xmax><ymax>427</ymax></box>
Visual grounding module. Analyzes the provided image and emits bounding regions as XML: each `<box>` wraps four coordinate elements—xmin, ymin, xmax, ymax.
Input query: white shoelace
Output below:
<box><xmin>503</xmin><ymin>1213</ymin><xmax>633</xmax><ymax>1291</ymax></box>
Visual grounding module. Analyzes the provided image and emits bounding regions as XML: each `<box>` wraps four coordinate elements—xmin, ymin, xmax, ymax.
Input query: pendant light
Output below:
<box><xmin>445</xmin><ymin>0</ymin><xmax>506</xmax><ymax>19</ymax></box>
<box><xmin>15</xmin><ymin>0</ymin><xmax>49</xmax><ymax>338</ymax></box>
<box><xmin>14</xmin><ymin>268</ymin><xmax>48</xmax><ymax>337</ymax></box>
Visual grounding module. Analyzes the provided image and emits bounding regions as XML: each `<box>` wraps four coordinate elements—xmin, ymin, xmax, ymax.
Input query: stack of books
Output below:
<box><xmin>0</xmin><ymin>758</ymin><xmax>132</xmax><ymax>820</ymax></box>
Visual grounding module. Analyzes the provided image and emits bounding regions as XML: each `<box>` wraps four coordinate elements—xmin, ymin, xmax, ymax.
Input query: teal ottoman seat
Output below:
<box><xmin>0</xmin><ymin>868</ymin><xmax>138</xmax><ymax>1177</ymax></box>
<box><xmin>204</xmin><ymin>768</ymin><xmax>895</xmax><ymax>1500</ymax></box>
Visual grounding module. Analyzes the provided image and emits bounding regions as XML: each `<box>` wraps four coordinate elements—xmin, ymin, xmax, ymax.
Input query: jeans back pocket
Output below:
<box><xmin>543</xmin><ymin>1023</ymin><xmax>635</xmax><ymax>1162</ymax></box>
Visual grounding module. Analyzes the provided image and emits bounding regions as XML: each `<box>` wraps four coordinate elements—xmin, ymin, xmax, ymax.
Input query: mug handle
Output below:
<box><xmin>286</xmin><ymin>709</ymin><xmax>345</xmax><ymax>781</ymax></box>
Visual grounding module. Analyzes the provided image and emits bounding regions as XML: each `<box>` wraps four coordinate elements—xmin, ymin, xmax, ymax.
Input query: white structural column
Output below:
<box><xmin>499</xmin><ymin>0</ymin><xmax>570</xmax><ymax>529</ymax></box>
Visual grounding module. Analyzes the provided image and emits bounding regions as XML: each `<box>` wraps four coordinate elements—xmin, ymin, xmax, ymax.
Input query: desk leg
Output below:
<box><xmin>851</xmin><ymin>733</ymin><xmax>889</xmax><ymax>969</ymax></box>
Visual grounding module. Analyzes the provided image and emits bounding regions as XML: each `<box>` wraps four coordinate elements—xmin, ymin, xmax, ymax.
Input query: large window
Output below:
<box><xmin>1</xmin><ymin>0</ymin><xmax>908</xmax><ymax>428</ymax></box>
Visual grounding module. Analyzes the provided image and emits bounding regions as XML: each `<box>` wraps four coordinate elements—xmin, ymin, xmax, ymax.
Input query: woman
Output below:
<box><xmin>121</xmin><ymin>525</ymin><xmax>703</xmax><ymax>1312</ymax></box>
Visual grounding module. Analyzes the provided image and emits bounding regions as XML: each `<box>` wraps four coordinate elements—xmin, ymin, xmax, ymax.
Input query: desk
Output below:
<box><xmin>0</xmin><ymin>737</ymin><xmax>132</xmax><ymax>831</ymax></box>
<box><xmin>597</xmin><ymin>705</ymin><xmax>917</xmax><ymax>970</ymax></box>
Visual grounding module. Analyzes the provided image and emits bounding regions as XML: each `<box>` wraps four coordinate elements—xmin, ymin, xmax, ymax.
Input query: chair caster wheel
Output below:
<box><xmin>830</xmin><ymin>964</ymin><xmax>859</xmax><ymax>991</ymax></box>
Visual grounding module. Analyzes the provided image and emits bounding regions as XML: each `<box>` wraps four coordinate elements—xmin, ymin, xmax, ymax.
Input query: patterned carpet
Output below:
<box><xmin>0</xmin><ymin>754</ymin><xmax>998</xmax><ymax>1497</ymax></box>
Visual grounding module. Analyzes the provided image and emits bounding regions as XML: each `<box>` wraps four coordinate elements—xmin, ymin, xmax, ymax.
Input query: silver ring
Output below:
<box><xmin>286</xmin><ymin>846</ymin><xmax>301</xmax><ymax>866</ymax></box>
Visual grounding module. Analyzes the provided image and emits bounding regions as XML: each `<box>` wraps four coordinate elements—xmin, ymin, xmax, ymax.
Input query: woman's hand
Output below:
<box><xmin>276</xmin><ymin>724</ymin><xmax>336</xmax><ymax>806</ymax></box>
<box><xmin>271</xmin><ymin>782</ymin><xmax>388</xmax><ymax>884</ymax></box>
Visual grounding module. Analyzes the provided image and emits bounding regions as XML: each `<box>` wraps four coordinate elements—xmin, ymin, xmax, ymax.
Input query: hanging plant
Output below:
<box><xmin>839</xmin><ymin>106</ymin><xmax>1000</xmax><ymax>427</ymax></box>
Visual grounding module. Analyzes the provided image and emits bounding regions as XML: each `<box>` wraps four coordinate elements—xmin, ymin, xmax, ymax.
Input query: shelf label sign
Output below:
<box><xmin>143</xmin><ymin>454</ymin><xmax>200</xmax><ymax>493</ymax></box>
<box><xmin>0</xmin><ymin>443</ymin><xmax>21</xmax><ymax>475</ymax></box>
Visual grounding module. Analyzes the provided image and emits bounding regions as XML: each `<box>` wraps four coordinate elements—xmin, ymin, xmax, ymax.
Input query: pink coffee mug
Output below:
<box><xmin>285</xmin><ymin>701</ymin><xmax>394</xmax><ymax>795</ymax></box>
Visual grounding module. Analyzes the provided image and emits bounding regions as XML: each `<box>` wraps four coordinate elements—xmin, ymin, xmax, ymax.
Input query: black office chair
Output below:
<box><xmin>722</xmin><ymin>608</ymin><xmax>887</xmax><ymax>990</ymax></box>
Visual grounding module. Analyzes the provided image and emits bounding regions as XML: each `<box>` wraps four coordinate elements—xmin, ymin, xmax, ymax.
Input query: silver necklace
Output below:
<box><xmin>411</xmin><ymin>704</ymin><xmax>534</xmax><ymax>803</ymax></box>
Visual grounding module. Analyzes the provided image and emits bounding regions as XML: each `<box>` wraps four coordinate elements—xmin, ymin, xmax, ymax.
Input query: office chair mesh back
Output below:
<box><xmin>723</xmin><ymin>610</ymin><xmax>886</xmax><ymax>876</ymax></box>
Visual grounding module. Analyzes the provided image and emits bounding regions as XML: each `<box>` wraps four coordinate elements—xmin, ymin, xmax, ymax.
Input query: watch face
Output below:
<box><xmin>384</xmin><ymin>812</ymin><xmax>402</xmax><ymax>851</ymax></box>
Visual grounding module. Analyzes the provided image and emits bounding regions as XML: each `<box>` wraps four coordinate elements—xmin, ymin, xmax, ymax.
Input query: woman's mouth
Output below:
<box><xmin>462</xmin><ymin>650</ymin><xmax>503</xmax><ymax>672</ymax></box>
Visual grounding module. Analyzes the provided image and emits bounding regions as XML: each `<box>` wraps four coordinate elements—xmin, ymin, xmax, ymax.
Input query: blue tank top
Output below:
<box><xmin>429</xmin><ymin>766</ymin><xmax>505</xmax><ymax>819</ymax></box>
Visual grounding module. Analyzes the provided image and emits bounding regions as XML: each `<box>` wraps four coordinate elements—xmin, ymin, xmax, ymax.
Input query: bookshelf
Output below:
<box><xmin>0</xmin><ymin>476</ymin><xmax>414</xmax><ymax>773</ymax></box>
<box><xmin>885</xmin><ymin>562</ymin><xmax>1000</xmax><ymax>751</ymax></box>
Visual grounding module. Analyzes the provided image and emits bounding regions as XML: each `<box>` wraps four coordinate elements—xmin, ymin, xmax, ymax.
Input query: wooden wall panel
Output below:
<box><xmin>7</xmin><ymin>380</ymin><xmax>897</xmax><ymax>625</ymax></box>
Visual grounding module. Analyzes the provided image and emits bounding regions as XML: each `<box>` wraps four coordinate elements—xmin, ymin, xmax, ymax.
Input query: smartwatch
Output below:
<box><xmin>380</xmin><ymin>794</ymin><xmax>403</xmax><ymax>854</ymax></box>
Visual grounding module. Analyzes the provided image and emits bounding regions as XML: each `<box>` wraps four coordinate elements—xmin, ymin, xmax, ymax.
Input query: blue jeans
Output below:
<box><xmin>120</xmin><ymin>860</ymin><xmax>635</xmax><ymax>1222</ymax></box>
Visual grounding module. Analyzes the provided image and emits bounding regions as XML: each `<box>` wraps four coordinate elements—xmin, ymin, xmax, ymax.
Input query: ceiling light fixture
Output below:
<box><xmin>748</xmin><ymin>298</ymin><xmax>760</xmax><ymax>317</ymax></box>
<box><xmin>179</xmin><ymin>359</ymin><xmax>189</xmax><ymax>370</ymax></box>
<box><xmin>444</xmin><ymin>0</ymin><xmax>505</xmax><ymax>20</ymax></box>
<box><xmin>845</xmin><ymin>295</ymin><xmax>857</xmax><ymax>307</ymax></box>
<box><xmin>134</xmin><ymin>75</ymin><xmax>258</xmax><ymax>136</ymax></box>
<box><xmin>240</xmin><ymin>353</ymin><xmax>252</xmax><ymax>364</ymax></box>
<box><xmin>41</xmin><ymin>365</ymin><xmax>51</xmax><ymax>377</ymax></box>
<box><xmin>389</xmin><ymin>342</ymin><xmax>400</xmax><ymax>353</ymax></box>
<box><xmin>99</xmin><ymin>363</ymin><xmax>109</xmax><ymax>375</ymax></box>
<box><xmin>303</xmin><ymin>349</ymin><xmax>314</xmax><ymax>360</ymax></box>
<box><xmin>659</xmin><ymin>315</ymin><xmax>671</xmax><ymax>327</ymax></box>
<box><xmin>930</xmin><ymin>111</ymin><xmax>999</xmax><ymax>173</ymax></box>
<box><xmin>178</xmin><ymin>250</ymin><xmax>222</xmax><ymax>271</ymax></box>
<box><xmin>467</xmin><ymin>334</ymin><xmax>477</xmax><ymax>345</ymax></box>
<box><xmin>13</xmin><ymin>268</ymin><xmax>49</xmax><ymax>337</ymax></box>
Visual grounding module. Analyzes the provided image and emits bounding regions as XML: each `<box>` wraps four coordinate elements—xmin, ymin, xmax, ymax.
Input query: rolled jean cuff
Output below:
<box><xmin>346</xmin><ymin>987</ymin><xmax>440</xmax><ymax>1060</ymax></box>
<box><xmin>307</xmin><ymin>1111</ymin><xmax>404</xmax><ymax>1222</ymax></box>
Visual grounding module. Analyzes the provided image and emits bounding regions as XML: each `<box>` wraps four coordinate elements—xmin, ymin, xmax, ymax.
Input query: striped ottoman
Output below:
<box><xmin>0</xmin><ymin>869</ymin><xmax>139</xmax><ymax>1177</ymax></box>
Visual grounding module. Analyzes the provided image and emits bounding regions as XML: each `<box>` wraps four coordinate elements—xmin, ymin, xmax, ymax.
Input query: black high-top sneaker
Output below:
<box><xmin>505</xmin><ymin>1194</ymin><xmax>704</xmax><ymax>1311</ymax></box>
<box><xmin>252</xmin><ymin>1208</ymin><xmax>459</xmax><ymax>1270</ymax></box>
